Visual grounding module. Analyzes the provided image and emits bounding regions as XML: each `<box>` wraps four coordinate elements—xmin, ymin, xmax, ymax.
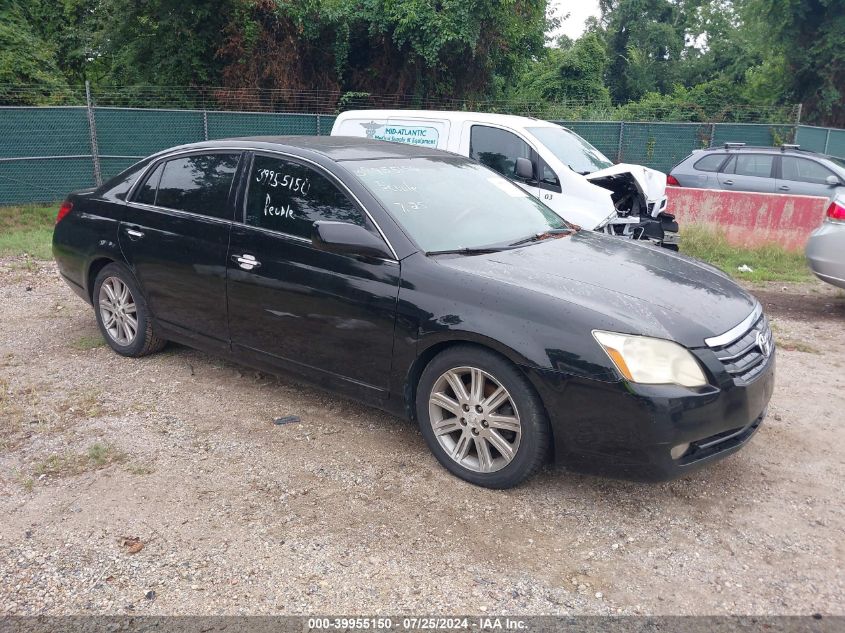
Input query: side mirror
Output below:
<box><xmin>826</xmin><ymin>174</ymin><xmax>841</xmax><ymax>186</ymax></box>
<box><xmin>515</xmin><ymin>157</ymin><xmax>534</xmax><ymax>181</ymax></box>
<box><xmin>312</xmin><ymin>221</ymin><xmax>392</xmax><ymax>260</ymax></box>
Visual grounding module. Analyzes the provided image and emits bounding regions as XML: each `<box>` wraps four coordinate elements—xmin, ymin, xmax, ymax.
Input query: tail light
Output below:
<box><xmin>56</xmin><ymin>200</ymin><xmax>73</xmax><ymax>224</ymax></box>
<box><xmin>666</xmin><ymin>175</ymin><xmax>681</xmax><ymax>186</ymax></box>
<box><xmin>826</xmin><ymin>200</ymin><xmax>845</xmax><ymax>221</ymax></box>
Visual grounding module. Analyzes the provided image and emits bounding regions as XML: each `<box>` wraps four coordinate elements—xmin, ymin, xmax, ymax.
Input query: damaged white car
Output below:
<box><xmin>331</xmin><ymin>110</ymin><xmax>679</xmax><ymax>249</ymax></box>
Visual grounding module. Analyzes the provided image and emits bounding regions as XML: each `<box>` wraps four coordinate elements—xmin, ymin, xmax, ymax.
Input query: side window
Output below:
<box><xmin>470</xmin><ymin>126</ymin><xmax>533</xmax><ymax>181</ymax></box>
<box><xmin>155</xmin><ymin>153</ymin><xmax>240</xmax><ymax>219</ymax></box>
<box><xmin>134</xmin><ymin>163</ymin><xmax>163</xmax><ymax>205</ymax></box>
<box><xmin>541</xmin><ymin>164</ymin><xmax>560</xmax><ymax>188</ymax></box>
<box><xmin>246</xmin><ymin>155</ymin><xmax>366</xmax><ymax>238</ymax></box>
<box><xmin>693</xmin><ymin>153</ymin><xmax>727</xmax><ymax>172</ymax></box>
<box><xmin>781</xmin><ymin>157</ymin><xmax>835</xmax><ymax>184</ymax></box>
<box><xmin>733</xmin><ymin>154</ymin><xmax>774</xmax><ymax>178</ymax></box>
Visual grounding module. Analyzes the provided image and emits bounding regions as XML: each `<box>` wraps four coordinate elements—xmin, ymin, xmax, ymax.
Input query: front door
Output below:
<box><xmin>120</xmin><ymin>152</ymin><xmax>242</xmax><ymax>351</ymax></box>
<box><xmin>226</xmin><ymin>153</ymin><xmax>401</xmax><ymax>397</ymax></box>
<box><xmin>468</xmin><ymin>124</ymin><xmax>541</xmax><ymax>198</ymax></box>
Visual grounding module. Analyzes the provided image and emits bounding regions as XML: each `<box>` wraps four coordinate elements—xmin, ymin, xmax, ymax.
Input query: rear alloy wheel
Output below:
<box><xmin>93</xmin><ymin>263</ymin><xmax>165</xmax><ymax>357</ymax></box>
<box><xmin>417</xmin><ymin>346</ymin><xmax>549</xmax><ymax>488</ymax></box>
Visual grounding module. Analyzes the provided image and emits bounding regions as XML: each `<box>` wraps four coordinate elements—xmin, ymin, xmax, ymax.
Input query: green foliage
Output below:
<box><xmin>0</xmin><ymin>3</ymin><xmax>69</xmax><ymax>103</ymax></box>
<box><xmin>511</xmin><ymin>32</ymin><xmax>611</xmax><ymax>105</ymax></box>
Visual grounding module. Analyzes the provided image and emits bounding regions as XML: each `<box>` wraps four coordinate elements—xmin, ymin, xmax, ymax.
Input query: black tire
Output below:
<box><xmin>92</xmin><ymin>262</ymin><xmax>166</xmax><ymax>357</ymax></box>
<box><xmin>416</xmin><ymin>345</ymin><xmax>550</xmax><ymax>489</ymax></box>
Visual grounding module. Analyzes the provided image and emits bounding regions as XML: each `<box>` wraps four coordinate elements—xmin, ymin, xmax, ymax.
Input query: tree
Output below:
<box><xmin>0</xmin><ymin>2</ymin><xmax>69</xmax><ymax>104</ymax></box>
<box><xmin>748</xmin><ymin>0</ymin><xmax>845</xmax><ymax>126</ymax></box>
<box><xmin>217</xmin><ymin>0</ymin><xmax>548</xmax><ymax>102</ymax></box>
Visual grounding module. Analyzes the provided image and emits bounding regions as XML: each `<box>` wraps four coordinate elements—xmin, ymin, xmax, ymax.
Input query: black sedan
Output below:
<box><xmin>53</xmin><ymin>137</ymin><xmax>775</xmax><ymax>488</ymax></box>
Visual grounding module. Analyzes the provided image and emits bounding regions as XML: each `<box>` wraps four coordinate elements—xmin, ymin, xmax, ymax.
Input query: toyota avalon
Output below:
<box><xmin>52</xmin><ymin>137</ymin><xmax>775</xmax><ymax>488</ymax></box>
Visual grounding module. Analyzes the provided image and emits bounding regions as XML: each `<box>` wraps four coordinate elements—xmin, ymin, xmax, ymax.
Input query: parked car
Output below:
<box><xmin>806</xmin><ymin>192</ymin><xmax>845</xmax><ymax>289</ymax></box>
<box><xmin>669</xmin><ymin>143</ymin><xmax>845</xmax><ymax>199</ymax></box>
<box><xmin>53</xmin><ymin>137</ymin><xmax>774</xmax><ymax>488</ymax></box>
<box><xmin>331</xmin><ymin>110</ymin><xmax>679</xmax><ymax>249</ymax></box>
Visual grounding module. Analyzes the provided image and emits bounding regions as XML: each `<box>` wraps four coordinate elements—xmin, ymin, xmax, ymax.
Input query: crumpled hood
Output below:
<box><xmin>436</xmin><ymin>232</ymin><xmax>757</xmax><ymax>348</ymax></box>
<box><xmin>587</xmin><ymin>163</ymin><xmax>667</xmax><ymax>203</ymax></box>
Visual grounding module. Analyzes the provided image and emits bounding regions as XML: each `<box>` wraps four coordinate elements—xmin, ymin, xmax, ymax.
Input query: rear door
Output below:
<box><xmin>120</xmin><ymin>151</ymin><xmax>242</xmax><ymax>351</ymax></box>
<box><xmin>716</xmin><ymin>153</ymin><xmax>776</xmax><ymax>193</ymax></box>
<box><xmin>776</xmin><ymin>155</ymin><xmax>839</xmax><ymax>197</ymax></box>
<box><xmin>226</xmin><ymin>152</ymin><xmax>401</xmax><ymax>398</ymax></box>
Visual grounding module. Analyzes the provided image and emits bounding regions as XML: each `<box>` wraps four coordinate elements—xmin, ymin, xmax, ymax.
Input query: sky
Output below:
<box><xmin>546</xmin><ymin>0</ymin><xmax>602</xmax><ymax>41</ymax></box>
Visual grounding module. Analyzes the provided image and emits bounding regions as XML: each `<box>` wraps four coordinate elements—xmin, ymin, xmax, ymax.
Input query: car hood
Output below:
<box><xmin>587</xmin><ymin>163</ymin><xmax>667</xmax><ymax>203</ymax></box>
<box><xmin>435</xmin><ymin>231</ymin><xmax>757</xmax><ymax>348</ymax></box>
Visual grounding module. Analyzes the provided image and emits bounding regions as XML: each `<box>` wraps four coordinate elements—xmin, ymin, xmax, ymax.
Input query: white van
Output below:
<box><xmin>331</xmin><ymin>110</ymin><xmax>678</xmax><ymax>248</ymax></box>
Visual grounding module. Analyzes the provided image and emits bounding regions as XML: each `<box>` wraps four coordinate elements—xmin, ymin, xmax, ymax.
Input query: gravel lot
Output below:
<box><xmin>1</xmin><ymin>257</ymin><xmax>843</xmax><ymax>616</ymax></box>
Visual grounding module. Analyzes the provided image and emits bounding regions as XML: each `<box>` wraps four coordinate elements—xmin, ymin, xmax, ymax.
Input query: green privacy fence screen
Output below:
<box><xmin>1</xmin><ymin>105</ymin><xmax>840</xmax><ymax>205</ymax></box>
<box><xmin>795</xmin><ymin>125</ymin><xmax>845</xmax><ymax>160</ymax></box>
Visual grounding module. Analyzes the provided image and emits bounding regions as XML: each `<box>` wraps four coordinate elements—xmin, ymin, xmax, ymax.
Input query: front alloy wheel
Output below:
<box><xmin>417</xmin><ymin>346</ymin><xmax>550</xmax><ymax>489</ymax></box>
<box><xmin>429</xmin><ymin>367</ymin><xmax>521</xmax><ymax>473</ymax></box>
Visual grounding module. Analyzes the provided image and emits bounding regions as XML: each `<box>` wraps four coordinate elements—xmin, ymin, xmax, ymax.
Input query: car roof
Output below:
<box><xmin>333</xmin><ymin>109</ymin><xmax>560</xmax><ymax>130</ymax></box>
<box><xmin>147</xmin><ymin>135</ymin><xmax>457</xmax><ymax>162</ymax></box>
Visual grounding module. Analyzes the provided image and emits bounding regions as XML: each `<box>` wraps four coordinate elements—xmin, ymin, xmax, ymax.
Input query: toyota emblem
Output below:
<box><xmin>756</xmin><ymin>330</ymin><xmax>772</xmax><ymax>358</ymax></box>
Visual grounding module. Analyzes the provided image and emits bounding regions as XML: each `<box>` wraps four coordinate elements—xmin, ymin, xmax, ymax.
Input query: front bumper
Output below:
<box><xmin>524</xmin><ymin>352</ymin><xmax>775</xmax><ymax>481</ymax></box>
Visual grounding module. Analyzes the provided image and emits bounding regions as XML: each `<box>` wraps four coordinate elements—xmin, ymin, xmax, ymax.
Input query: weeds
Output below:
<box><xmin>70</xmin><ymin>334</ymin><xmax>105</xmax><ymax>351</ymax></box>
<box><xmin>680</xmin><ymin>226</ymin><xmax>813</xmax><ymax>283</ymax></box>
<box><xmin>32</xmin><ymin>443</ymin><xmax>128</xmax><ymax>478</ymax></box>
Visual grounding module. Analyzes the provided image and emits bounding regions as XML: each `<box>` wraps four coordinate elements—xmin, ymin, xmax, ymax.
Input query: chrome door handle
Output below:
<box><xmin>723</xmin><ymin>179</ymin><xmax>734</xmax><ymax>185</ymax></box>
<box><xmin>232</xmin><ymin>253</ymin><xmax>261</xmax><ymax>270</ymax></box>
<box><xmin>125</xmin><ymin>228</ymin><xmax>145</xmax><ymax>240</ymax></box>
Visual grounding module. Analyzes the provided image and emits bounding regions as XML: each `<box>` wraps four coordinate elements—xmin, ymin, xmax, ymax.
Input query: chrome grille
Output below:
<box><xmin>707</xmin><ymin>310</ymin><xmax>774</xmax><ymax>384</ymax></box>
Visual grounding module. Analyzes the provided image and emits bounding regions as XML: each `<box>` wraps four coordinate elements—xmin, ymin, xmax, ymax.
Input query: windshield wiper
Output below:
<box><xmin>509</xmin><ymin>228</ymin><xmax>576</xmax><ymax>247</ymax></box>
<box><xmin>425</xmin><ymin>246</ymin><xmax>512</xmax><ymax>256</ymax></box>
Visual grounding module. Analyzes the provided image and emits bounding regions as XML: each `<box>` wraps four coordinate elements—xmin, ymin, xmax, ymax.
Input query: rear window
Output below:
<box><xmin>134</xmin><ymin>163</ymin><xmax>163</xmax><ymax>205</ymax></box>
<box><xmin>693</xmin><ymin>153</ymin><xmax>727</xmax><ymax>172</ymax></box>
<box><xmin>155</xmin><ymin>153</ymin><xmax>240</xmax><ymax>219</ymax></box>
<box><xmin>781</xmin><ymin>156</ymin><xmax>835</xmax><ymax>184</ymax></box>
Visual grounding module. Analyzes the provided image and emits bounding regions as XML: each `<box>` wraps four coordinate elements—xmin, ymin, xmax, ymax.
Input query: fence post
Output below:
<box><xmin>709</xmin><ymin>123</ymin><xmax>716</xmax><ymax>148</ymax></box>
<box><xmin>824</xmin><ymin>128</ymin><xmax>831</xmax><ymax>154</ymax></box>
<box><xmin>316</xmin><ymin>113</ymin><xmax>322</xmax><ymax>136</ymax></box>
<box><xmin>794</xmin><ymin>103</ymin><xmax>803</xmax><ymax>143</ymax></box>
<box><xmin>617</xmin><ymin>121</ymin><xmax>624</xmax><ymax>162</ymax></box>
<box><xmin>85</xmin><ymin>81</ymin><xmax>102</xmax><ymax>187</ymax></box>
<box><xmin>202</xmin><ymin>110</ymin><xmax>209</xmax><ymax>141</ymax></box>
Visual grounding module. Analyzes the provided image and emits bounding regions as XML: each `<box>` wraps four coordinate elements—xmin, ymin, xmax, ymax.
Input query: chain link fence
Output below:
<box><xmin>1</xmin><ymin>83</ymin><xmax>831</xmax><ymax>206</ymax></box>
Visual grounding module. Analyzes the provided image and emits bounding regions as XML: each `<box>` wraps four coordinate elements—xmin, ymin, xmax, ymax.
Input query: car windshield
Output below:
<box><xmin>347</xmin><ymin>157</ymin><xmax>569</xmax><ymax>253</ymax></box>
<box><xmin>527</xmin><ymin>126</ymin><xmax>613</xmax><ymax>174</ymax></box>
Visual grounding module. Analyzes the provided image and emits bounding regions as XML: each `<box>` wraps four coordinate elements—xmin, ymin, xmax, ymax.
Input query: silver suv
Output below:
<box><xmin>669</xmin><ymin>144</ymin><xmax>845</xmax><ymax>199</ymax></box>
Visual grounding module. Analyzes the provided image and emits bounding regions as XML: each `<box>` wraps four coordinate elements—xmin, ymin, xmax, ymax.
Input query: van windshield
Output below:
<box><xmin>527</xmin><ymin>126</ymin><xmax>613</xmax><ymax>175</ymax></box>
<box><xmin>346</xmin><ymin>157</ymin><xmax>569</xmax><ymax>253</ymax></box>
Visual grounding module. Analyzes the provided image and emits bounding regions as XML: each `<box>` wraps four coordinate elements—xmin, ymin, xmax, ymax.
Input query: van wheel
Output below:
<box><xmin>416</xmin><ymin>346</ymin><xmax>550</xmax><ymax>489</ymax></box>
<box><xmin>92</xmin><ymin>263</ymin><xmax>165</xmax><ymax>357</ymax></box>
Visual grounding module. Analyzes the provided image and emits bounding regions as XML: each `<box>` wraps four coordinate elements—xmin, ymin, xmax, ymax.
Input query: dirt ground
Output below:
<box><xmin>1</xmin><ymin>258</ymin><xmax>843</xmax><ymax>616</ymax></box>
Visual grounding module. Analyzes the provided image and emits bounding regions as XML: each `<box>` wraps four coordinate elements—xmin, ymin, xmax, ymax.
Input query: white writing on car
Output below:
<box><xmin>264</xmin><ymin>194</ymin><xmax>294</xmax><ymax>218</ymax></box>
<box><xmin>255</xmin><ymin>169</ymin><xmax>311</xmax><ymax>195</ymax></box>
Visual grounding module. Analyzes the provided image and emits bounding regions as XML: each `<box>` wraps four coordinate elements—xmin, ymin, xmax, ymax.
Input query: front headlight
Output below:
<box><xmin>592</xmin><ymin>330</ymin><xmax>708</xmax><ymax>387</ymax></box>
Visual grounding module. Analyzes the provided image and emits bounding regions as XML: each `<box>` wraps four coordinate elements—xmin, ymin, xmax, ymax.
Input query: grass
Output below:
<box><xmin>70</xmin><ymin>334</ymin><xmax>106</xmax><ymax>351</ymax></box>
<box><xmin>680</xmin><ymin>225</ymin><xmax>813</xmax><ymax>283</ymax></box>
<box><xmin>32</xmin><ymin>442</ymin><xmax>128</xmax><ymax>478</ymax></box>
<box><xmin>0</xmin><ymin>203</ymin><xmax>59</xmax><ymax>260</ymax></box>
